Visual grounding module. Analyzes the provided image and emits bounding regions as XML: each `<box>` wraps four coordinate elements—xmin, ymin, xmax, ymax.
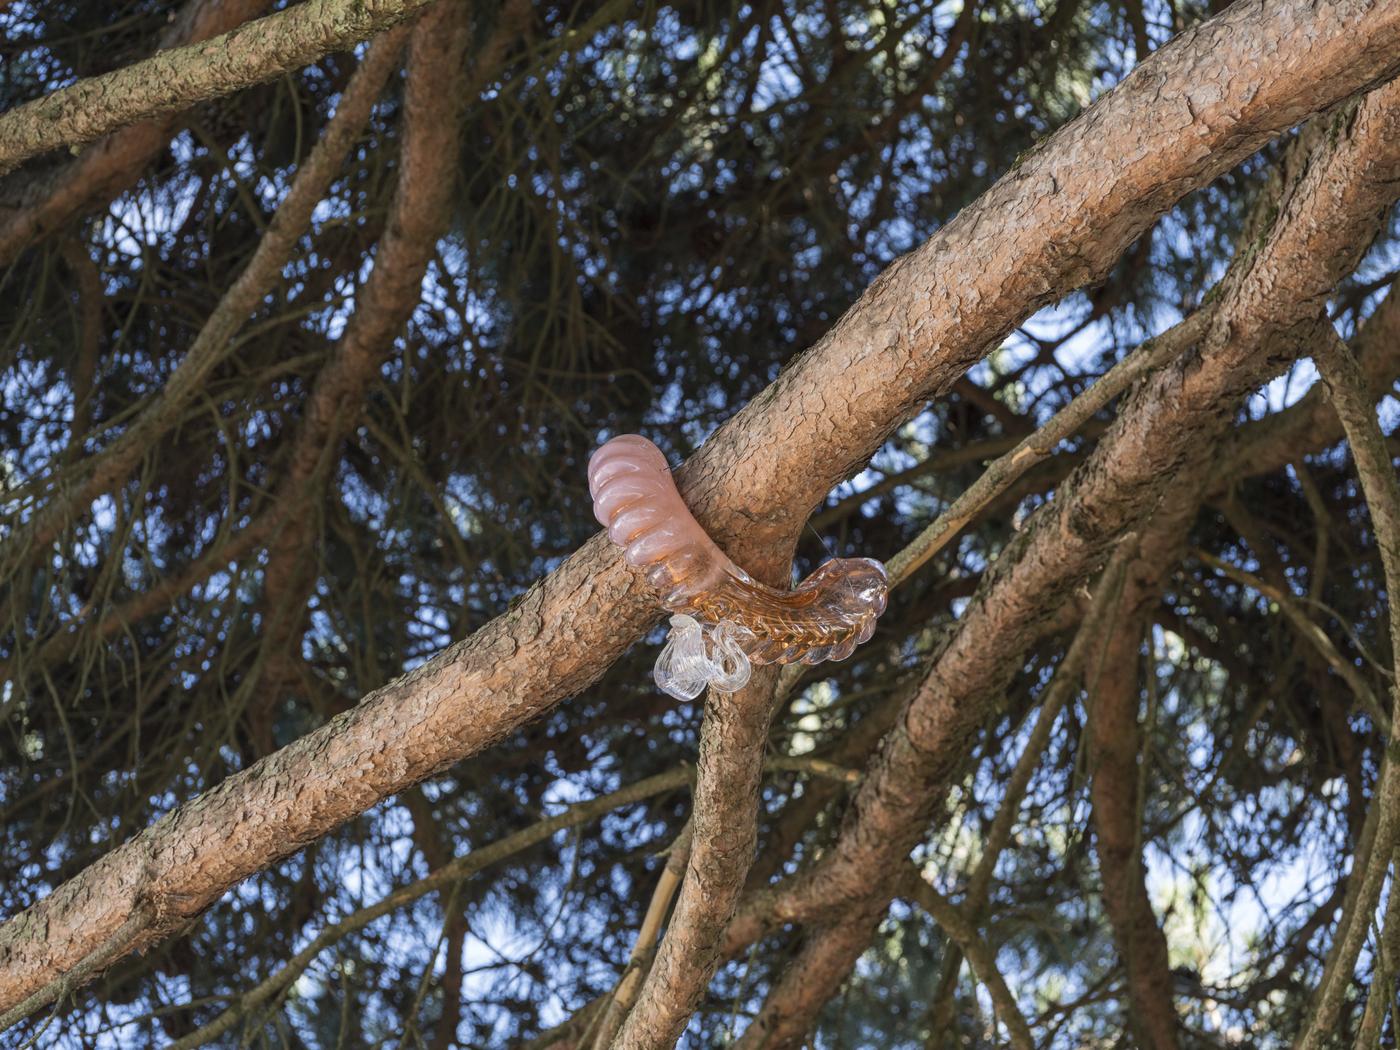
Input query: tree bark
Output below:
<box><xmin>727</xmin><ymin>75</ymin><xmax>1400</xmax><ymax>1045</ymax></box>
<box><xmin>0</xmin><ymin>0</ymin><xmax>273</xmax><ymax>267</ymax></box>
<box><xmin>0</xmin><ymin>0</ymin><xmax>442</xmax><ymax>176</ymax></box>
<box><xmin>4</xmin><ymin>0</ymin><xmax>1400</xmax><ymax>1019</ymax></box>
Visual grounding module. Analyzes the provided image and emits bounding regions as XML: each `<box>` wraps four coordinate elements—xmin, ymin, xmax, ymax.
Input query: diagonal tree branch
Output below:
<box><xmin>0</xmin><ymin>0</ymin><xmax>446</xmax><ymax>177</ymax></box>
<box><xmin>901</xmin><ymin>869</ymin><xmax>1035</xmax><ymax>1050</ymax></box>
<box><xmin>0</xmin><ymin>0</ymin><xmax>273</xmax><ymax>268</ymax></box>
<box><xmin>3</xmin><ymin>0</ymin><xmax>1399</xmax><ymax>1018</ymax></box>
<box><xmin>726</xmin><ymin>76</ymin><xmax>1400</xmax><ymax>1046</ymax></box>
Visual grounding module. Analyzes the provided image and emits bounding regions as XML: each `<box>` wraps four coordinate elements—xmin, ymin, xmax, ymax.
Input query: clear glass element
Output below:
<box><xmin>653</xmin><ymin>615</ymin><xmax>755</xmax><ymax>700</ymax></box>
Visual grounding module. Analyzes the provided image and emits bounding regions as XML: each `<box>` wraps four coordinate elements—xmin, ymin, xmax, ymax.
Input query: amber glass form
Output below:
<box><xmin>588</xmin><ymin>435</ymin><xmax>888</xmax><ymax>668</ymax></box>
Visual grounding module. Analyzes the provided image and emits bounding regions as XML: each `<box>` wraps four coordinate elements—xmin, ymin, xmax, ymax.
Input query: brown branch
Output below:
<box><xmin>0</xmin><ymin>0</ymin><xmax>444</xmax><ymax>177</ymax></box>
<box><xmin>901</xmin><ymin>871</ymin><xmax>1035</xmax><ymax>1050</ymax></box>
<box><xmin>9</xmin><ymin>22</ymin><xmax>411</xmax><ymax>558</ymax></box>
<box><xmin>3</xmin><ymin>0</ymin><xmax>1398</xmax><ymax>1015</ymax></box>
<box><xmin>1085</xmin><ymin>582</ymin><xmax>1179</xmax><ymax>1050</ymax></box>
<box><xmin>250</xmin><ymin>0</ymin><xmax>485</xmax><ymax>750</ymax></box>
<box><xmin>610</xmin><ymin>666</ymin><xmax>786</xmax><ymax>1050</ymax></box>
<box><xmin>1355</xmin><ymin>871</ymin><xmax>1400</xmax><ymax>1049</ymax></box>
<box><xmin>0</xmin><ymin>907</ymin><xmax>153</xmax><ymax>1035</ymax></box>
<box><xmin>0</xmin><ymin>0</ymin><xmax>273</xmax><ymax>268</ymax></box>
<box><xmin>1295</xmin><ymin>331</ymin><xmax>1400</xmax><ymax>1050</ymax></box>
<box><xmin>724</xmin><ymin>75</ymin><xmax>1400</xmax><ymax>1036</ymax></box>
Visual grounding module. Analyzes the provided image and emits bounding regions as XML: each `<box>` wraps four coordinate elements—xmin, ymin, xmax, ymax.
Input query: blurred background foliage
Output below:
<box><xmin>2</xmin><ymin>0</ymin><xmax>1398</xmax><ymax>1046</ymax></box>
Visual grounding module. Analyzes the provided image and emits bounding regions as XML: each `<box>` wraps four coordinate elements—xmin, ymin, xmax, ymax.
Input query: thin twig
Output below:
<box><xmin>886</xmin><ymin>310</ymin><xmax>1209</xmax><ymax>586</ymax></box>
<box><xmin>1295</xmin><ymin>332</ymin><xmax>1400</xmax><ymax>1050</ymax></box>
<box><xmin>162</xmin><ymin>768</ymin><xmax>697</xmax><ymax>1050</ymax></box>
<box><xmin>1194</xmin><ymin>547</ymin><xmax>1392</xmax><ymax>733</ymax></box>
<box><xmin>590</xmin><ymin>823</ymin><xmax>695</xmax><ymax>1050</ymax></box>
<box><xmin>903</xmin><ymin>871</ymin><xmax>1035</xmax><ymax>1050</ymax></box>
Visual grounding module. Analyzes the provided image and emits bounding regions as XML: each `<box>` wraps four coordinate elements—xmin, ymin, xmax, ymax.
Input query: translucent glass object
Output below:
<box><xmin>589</xmin><ymin>435</ymin><xmax>889</xmax><ymax>695</ymax></box>
<box><xmin>652</xmin><ymin>615</ymin><xmax>755</xmax><ymax>700</ymax></box>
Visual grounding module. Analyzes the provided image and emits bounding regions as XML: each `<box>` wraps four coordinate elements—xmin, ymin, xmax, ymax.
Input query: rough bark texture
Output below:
<box><xmin>4</xmin><ymin>0</ymin><xmax>1400</xmax><ymax>1015</ymax></box>
<box><xmin>0</xmin><ymin>0</ymin><xmax>273</xmax><ymax>267</ymax></box>
<box><xmin>0</xmin><ymin>0</ymin><xmax>442</xmax><ymax>176</ymax></box>
<box><xmin>726</xmin><ymin>76</ymin><xmax>1400</xmax><ymax>1045</ymax></box>
<box><xmin>609</xmin><ymin>667</ymin><xmax>784</xmax><ymax>1050</ymax></box>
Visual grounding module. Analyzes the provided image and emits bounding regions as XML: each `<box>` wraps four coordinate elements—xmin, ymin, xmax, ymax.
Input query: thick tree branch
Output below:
<box><xmin>3</xmin><ymin>0</ymin><xmax>1400</xmax><ymax>1016</ymax></box>
<box><xmin>726</xmin><ymin>76</ymin><xmax>1400</xmax><ymax>1042</ymax></box>
<box><xmin>1355</xmin><ymin>871</ymin><xmax>1400</xmax><ymax>1048</ymax></box>
<box><xmin>0</xmin><ymin>0</ymin><xmax>445</xmax><ymax>177</ymax></box>
<box><xmin>611</xmin><ymin>667</ymin><xmax>785</xmax><ymax>1050</ymax></box>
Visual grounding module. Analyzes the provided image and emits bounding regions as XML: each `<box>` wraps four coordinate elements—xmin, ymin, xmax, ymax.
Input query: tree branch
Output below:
<box><xmin>0</xmin><ymin>0</ymin><xmax>444</xmax><ymax>177</ymax></box>
<box><xmin>1295</xmin><ymin>330</ymin><xmax>1400</xmax><ymax>1050</ymax></box>
<box><xmin>610</xmin><ymin>667</ymin><xmax>785</xmax><ymax>1050</ymax></box>
<box><xmin>1086</xmin><ymin>575</ymin><xmax>1180</xmax><ymax>1050</ymax></box>
<box><xmin>4</xmin><ymin>0</ymin><xmax>1399</xmax><ymax>1015</ymax></box>
<box><xmin>0</xmin><ymin>0</ymin><xmax>273</xmax><ymax>267</ymax></box>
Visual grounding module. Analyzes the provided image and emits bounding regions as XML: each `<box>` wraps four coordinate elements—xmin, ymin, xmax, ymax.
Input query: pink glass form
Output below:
<box><xmin>588</xmin><ymin>434</ymin><xmax>888</xmax><ymax>697</ymax></box>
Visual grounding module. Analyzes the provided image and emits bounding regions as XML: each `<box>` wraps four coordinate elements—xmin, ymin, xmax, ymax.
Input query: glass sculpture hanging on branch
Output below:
<box><xmin>588</xmin><ymin>434</ymin><xmax>889</xmax><ymax>699</ymax></box>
